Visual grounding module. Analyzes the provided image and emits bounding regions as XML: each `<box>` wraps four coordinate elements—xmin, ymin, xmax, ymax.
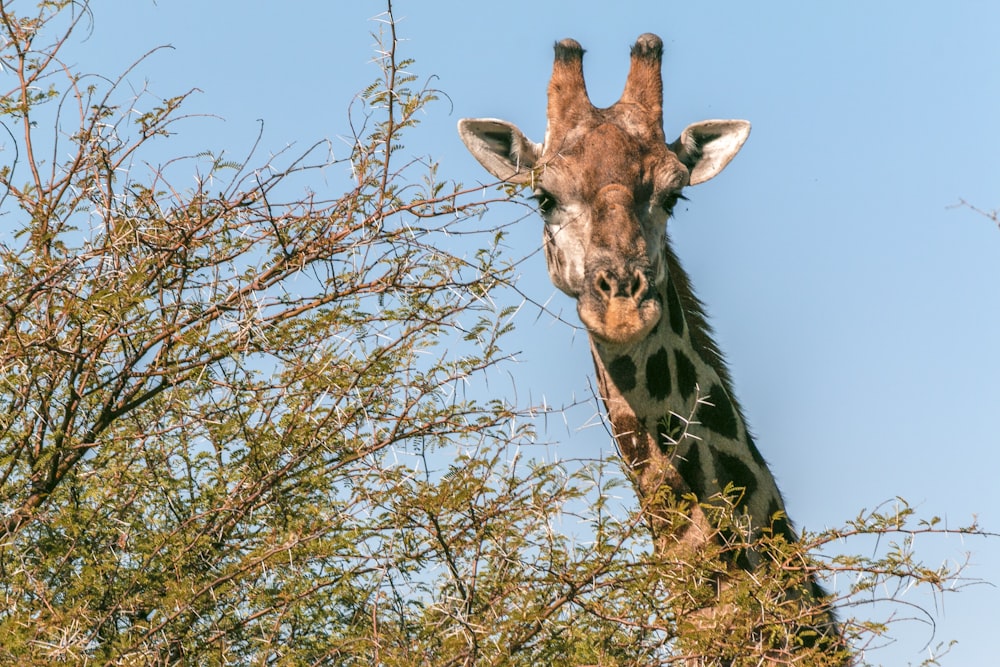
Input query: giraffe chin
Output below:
<box><xmin>579</xmin><ymin>296</ymin><xmax>661</xmax><ymax>347</ymax></box>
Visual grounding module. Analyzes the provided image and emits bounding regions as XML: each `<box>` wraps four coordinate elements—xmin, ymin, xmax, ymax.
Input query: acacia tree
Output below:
<box><xmin>0</xmin><ymin>1</ymin><xmax>542</xmax><ymax>662</ymax></box>
<box><xmin>0</xmin><ymin>2</ymin><xmax>988</xmax><ymax>666</ymax></box>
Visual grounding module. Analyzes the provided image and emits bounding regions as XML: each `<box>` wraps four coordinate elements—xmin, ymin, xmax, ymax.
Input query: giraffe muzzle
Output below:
<box><xmin>578</xmin><ymin>265</ymin><xmax>661</xmax><ymax>345</ymax></box>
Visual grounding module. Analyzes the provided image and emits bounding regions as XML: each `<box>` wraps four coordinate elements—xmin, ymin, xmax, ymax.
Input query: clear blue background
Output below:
<box><xmin>74</xmin><ymin>1</ymin><xmax>1000</xmax><ymax>664</ymax></box>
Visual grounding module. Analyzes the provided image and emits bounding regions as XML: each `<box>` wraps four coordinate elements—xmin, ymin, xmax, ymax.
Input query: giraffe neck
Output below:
<box><xmin>589</xmin><ymin>239</ymin><xmax>793</xmax><ymax>561</ymax></box>
<box><xmin>588</xmin><ymin>239</ymin><xmax>846</xmax><ymax>666</ymax></box>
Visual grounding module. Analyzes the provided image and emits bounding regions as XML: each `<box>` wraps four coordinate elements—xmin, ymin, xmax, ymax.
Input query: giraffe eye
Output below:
<box><xmin>531</xmin><ymin>189</ymin><xmax>558</xmax><ymax>216</ymax></box>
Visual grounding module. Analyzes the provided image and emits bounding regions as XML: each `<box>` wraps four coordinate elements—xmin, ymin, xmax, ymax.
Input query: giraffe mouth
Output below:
<box><xmin>578</xmin><ymin>292</ymin><xmax>661</xmax><ymax>346</ymax></box>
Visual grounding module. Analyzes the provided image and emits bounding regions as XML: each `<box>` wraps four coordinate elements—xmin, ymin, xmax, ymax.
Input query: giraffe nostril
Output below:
<box><xmin>593</xmin><ymin>268</ymin><xmax>651</xmax><ymax>301</ymax></box>
<box><xmin>630</xmin><ymin>270</ymin><xmax>646</xmax><ymax>298</ymax></box>
<box><xmin>595</xmin><ymin>271</ymin><xmax>614</xmax><ymax>297</ymax></box>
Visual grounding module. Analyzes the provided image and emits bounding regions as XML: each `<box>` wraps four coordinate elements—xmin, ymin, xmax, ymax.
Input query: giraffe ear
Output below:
<box><xmin>669</xmin><ymin>119</ymin><xmax>750</xmax><ymax>186</ymax></box>
<box><xmin>458</xmin><ymin>118</ymin><xmax>543</xmax><ymax>186</ymax></box>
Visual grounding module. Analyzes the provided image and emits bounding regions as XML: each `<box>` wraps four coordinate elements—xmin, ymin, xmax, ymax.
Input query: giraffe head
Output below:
<box><xmin>459</xmin><ymin>34</ymin><xmax>749</xmax><ymax>347</ymax></box>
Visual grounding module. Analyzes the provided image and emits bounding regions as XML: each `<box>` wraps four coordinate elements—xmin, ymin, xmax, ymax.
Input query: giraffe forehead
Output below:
<box><xmin>543</xmin><ymin>122</ymin><xmax>685</xmax><ymax>197</ymax></box>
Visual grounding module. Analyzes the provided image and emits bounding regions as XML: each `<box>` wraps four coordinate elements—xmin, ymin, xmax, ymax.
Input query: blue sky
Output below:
<box><xmin>75</xmin><ymin>1</ymin><xmax>1000</xmax><ymax>664</ymax></box>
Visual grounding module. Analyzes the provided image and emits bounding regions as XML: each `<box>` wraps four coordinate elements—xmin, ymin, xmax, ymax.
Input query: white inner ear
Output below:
<box><xmin>457</xmin><ymin>118</ymin><xmax>542</xmax><ymax>185</ymax></box>
<box><xmin>675</xmin><ymin>120</ymin><xmax>750</xmax><ymax>186</ymax></box>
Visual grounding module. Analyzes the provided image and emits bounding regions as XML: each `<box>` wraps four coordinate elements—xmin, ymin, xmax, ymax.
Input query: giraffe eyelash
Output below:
<box><xmin>660</xmin><ymin>192</ymin><xmax>688</xmax><ymax>212</ymax></box>
<box><xmin>530</xmin><ymin>190</ymin><xmax>558</xmax><ymax>215</ymax></box>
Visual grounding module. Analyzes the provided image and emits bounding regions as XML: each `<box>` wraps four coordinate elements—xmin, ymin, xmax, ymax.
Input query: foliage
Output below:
<box><xmin>0</xmin><ymin>2</ymin><xmax>989</xmax><ymax>665</ymax></box>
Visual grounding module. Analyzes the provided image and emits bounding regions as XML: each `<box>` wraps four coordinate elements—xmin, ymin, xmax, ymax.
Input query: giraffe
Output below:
<box><xmin>459</xmin><ymin>34</ymin><xmax>848</xmax><ymax>664</ymax></box>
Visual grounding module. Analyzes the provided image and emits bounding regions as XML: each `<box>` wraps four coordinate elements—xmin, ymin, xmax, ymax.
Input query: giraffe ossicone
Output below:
<box><xmin>459</xmin><ymin>33</ymin><xmax>847</xmax><ymax>664</ymax></box>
